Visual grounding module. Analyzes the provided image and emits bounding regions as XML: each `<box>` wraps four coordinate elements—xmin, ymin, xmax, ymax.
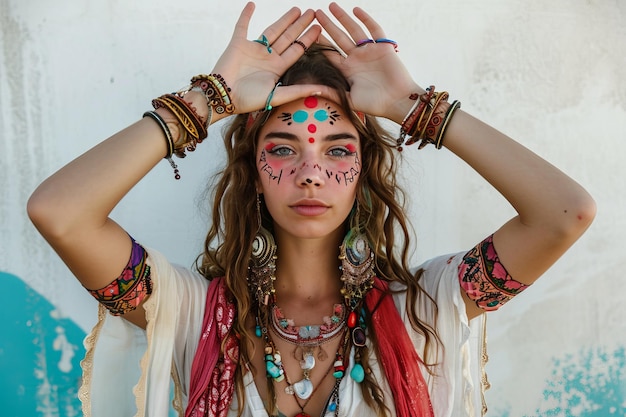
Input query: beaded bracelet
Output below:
<box><xmin>189</xmin><ymin>74</ymin><xmax>235</xmax><ymax>115</ymax></box>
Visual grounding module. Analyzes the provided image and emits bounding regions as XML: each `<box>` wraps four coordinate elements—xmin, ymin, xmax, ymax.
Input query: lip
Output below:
<box><xmin>290</xmin><ymin>199</ymin><xmax>330</xmax><ymax>216</ymax></box>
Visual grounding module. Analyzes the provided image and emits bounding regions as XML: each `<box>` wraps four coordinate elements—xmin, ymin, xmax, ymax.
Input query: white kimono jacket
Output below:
<box><xmin>79</xmin><ymin>248</ymin><xmax>488</xmax><ymax>417</ymax></box>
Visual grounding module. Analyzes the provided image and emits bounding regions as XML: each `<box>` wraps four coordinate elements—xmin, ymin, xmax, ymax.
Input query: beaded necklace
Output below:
<box><xmin>261</xmin><ymin>303</ymin><xmax>350</xmax><ymax>417</ymax></box>
<box><xmin>270</xmin><ymin>303</ymin><xmax>346</xmax><ymax>347</ymax></box>
<box><xmin>264</xmin><ymin>326</ymin><xmax>350</xmax><ymax>417</ymax></box>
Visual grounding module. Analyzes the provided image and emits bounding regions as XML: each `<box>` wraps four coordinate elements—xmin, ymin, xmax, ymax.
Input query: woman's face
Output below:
<box><xmin>256</xmin><ymin>96</ymin><xmax>361</xmax><ymax>242</ymax></box>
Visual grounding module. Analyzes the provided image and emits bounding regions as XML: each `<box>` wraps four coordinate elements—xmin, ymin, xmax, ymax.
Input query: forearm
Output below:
<box><xmin>442</xmin><ymin>110</ymin><xmax>594</xmax><ymax>235</ymax></box>
<box><xmin>391</xmin><ymin>88</ymin><xmax>594</xmax><ymax>284</ymax></box>
<box><xmin>390</xmin><ymin>90</ymin><xmax>594</xmax><ymax>233</ymax></box>
<box><xmin>441</xmin><ymin>109</ymin><xmax>595</xmax><ymax>283</ymax></box>
<box><xmin>28</xmin><ymin>116</ymin><xmax>168</xmax><ymax>239</ymax></box>
<box><xmin>27</xmin><ymin>84</ymin><xmax>216</xmax><ymax>235</ymax></box>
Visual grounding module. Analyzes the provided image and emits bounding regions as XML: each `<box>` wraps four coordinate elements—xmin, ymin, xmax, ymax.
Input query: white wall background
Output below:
<box><xmin>2</xmin><ymin>0</ymin><xmax>625</xmax><ymax>415</ymax></box>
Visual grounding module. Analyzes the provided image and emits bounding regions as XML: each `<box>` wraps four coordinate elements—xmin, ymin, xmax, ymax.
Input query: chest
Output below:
<box><xmin>248</xmin><ymin>320</ymin><xmax>348</xmax><ymax>417</ymax></box>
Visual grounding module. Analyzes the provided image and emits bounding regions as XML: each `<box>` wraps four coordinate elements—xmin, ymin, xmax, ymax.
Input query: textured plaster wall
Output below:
<box><xmin>1</xmin><ymin>0</ymin><xmax>624</xmax><ymax>415</ymax></box>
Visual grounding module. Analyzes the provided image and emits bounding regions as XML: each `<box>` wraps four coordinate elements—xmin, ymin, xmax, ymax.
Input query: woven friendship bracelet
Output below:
<box><xmin>87</xmin><ymin>238</ymin><xmax>153</xmax><ymax>315</ymax></box>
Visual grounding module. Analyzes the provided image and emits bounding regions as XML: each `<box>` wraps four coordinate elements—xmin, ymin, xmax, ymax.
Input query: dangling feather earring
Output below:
<box><xmin>248</xmin><ymin>194</ymin><xmax>277</xmax><ymax>306</ymax></box>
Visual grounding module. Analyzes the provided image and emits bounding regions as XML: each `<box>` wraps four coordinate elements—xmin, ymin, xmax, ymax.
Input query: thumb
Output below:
<box><xmin>269</xmin><ymin>84</ymin><xmax>342</xmax><ymax>108</ymax></box>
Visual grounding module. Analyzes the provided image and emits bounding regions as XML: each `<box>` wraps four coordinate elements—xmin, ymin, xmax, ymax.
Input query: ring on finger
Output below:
<box><xmin>355</xmin><ymin>39</ymin><xmax>375</xmax><ymax>47</ymax></box>
<box><xmin>374</xmin><ymin>38</ymin><xmax>398</xmax><ymax>51</ymax></box>
<box><xmin>292</xmin><ymin>39</ymin><xmax>308</xmax><ymax>53</ymax></box>
<box><xmin>253</xmin><ymin>34</ymin><xmax>272</xmax><ymax>53</ymax></box>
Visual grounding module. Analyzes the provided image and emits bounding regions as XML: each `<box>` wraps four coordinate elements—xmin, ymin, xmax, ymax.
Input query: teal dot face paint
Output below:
<box><xmin>314</xmin><ymin>109</ymin><xmax>328</xmax><ymax>122</ymax></box>
<box><xmin>277</xmin><ymin>97</ymin><xmax>341</xmax><ymax>129</ymax></box>
<box><xmin>293</xmin><ymin>110</ymin><xmax>308</xmax><ymax>123</ymax></box>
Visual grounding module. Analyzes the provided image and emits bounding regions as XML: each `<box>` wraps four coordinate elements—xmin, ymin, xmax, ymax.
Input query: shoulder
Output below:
<box><xmin>390</xmin><ymin>252</ymin><xmax>465</xmax><ymax>298</ymax></box>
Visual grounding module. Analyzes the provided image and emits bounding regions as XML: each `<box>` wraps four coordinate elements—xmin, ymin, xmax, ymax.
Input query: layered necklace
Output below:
<box><xmin>261</xmin><ymin>302</ymin><xmax>350</xmax><ymax>417</ymax></box>
<box><xmin>248</xmin><ymin>222</ymin><xmax>374</xmax><ymax>417</ymax></box>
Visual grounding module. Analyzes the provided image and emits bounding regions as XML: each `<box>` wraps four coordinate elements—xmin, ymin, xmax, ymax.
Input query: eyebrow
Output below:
<box><xmin>262</xmin><ymin>131</ymin><xmax>358</xmax><ymax>142</ymax></box>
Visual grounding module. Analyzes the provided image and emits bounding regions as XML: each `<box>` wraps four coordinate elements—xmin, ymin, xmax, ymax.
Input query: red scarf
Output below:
<box><xmin>185</xmin><ymin>278</ymin><xmax>239</xmax><ymax>417</ymax></box>
<box><xmin>366</xmin><ymin>278</ymin><xmax>434</xmax><ymax>416</ymax></box>
<box><xmin>186</xmin><ymin>277</ymin><xmax>433</xmax><ymax>417</ymax></box>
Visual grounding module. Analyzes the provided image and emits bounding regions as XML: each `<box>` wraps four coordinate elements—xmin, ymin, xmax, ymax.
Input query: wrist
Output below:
<box><xmin>153</xmin><ymin>107</ymin><xmax>183</xmax><ymax>148</ymax></box>
<box><xmin>388</xmin><ymin>85</ymin><xmax>427</xmax><ymax>125</ymax></box>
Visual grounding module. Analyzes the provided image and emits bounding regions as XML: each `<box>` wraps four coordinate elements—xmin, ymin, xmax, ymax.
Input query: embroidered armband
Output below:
<box><xmin>87</xmin><ymin>238</ymin><xmax>152</xmax><ymax>315</ymax></box>
<box><xmin>458</xmin><ymin>234</ymin><xmax>529</xmax><ymax>311</ymax></box>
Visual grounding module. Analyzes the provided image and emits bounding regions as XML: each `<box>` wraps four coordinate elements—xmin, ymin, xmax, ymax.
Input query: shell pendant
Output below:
<box><xmin>293</xmin><ymin>378</ymin><xmax>314</xmax><ymax>400</ymax></box>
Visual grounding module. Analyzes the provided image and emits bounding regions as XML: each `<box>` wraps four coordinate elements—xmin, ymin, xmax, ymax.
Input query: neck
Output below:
<box><xmin>273</xmin><ymin>232</ymin><xmax>344</xmax><ymax>308</ymax></box>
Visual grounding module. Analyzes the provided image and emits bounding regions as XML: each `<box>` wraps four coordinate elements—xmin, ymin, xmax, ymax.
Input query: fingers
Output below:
<box><xmin>232</xmin><ymin>2</ymin><xmax>256</xmax><ymax>41</ymax></box>
<box><xmin>259</xmin><ymin>7</ymin><xmax>301</xmax><ymax>45</ymax></box>
<box><xmin>278</xmin><ymin>24</ymin><xmax>322</xmax><ymax>64</ymax></box>
<box><xmin>315</xmin><ymin>8</ymin><xmax>356</xmax><ymax>53</ymax></box>
<box><xmin>352</xmin><ymin>7</ymin><xmax>387</xmax><ymax>40</ymax></box>
<box><xmin>270</xmin><ymin>9</ymin><xmax>315</xmax><ymax>54</ymax></box>
<box><xmin>327</xmin><ymin>2</ymin><xmax>369</xmax><ymax>43</ymax></box>
<box><xmin>317</xmin><ymin>3</ymin><xmax>389</xmax><ymax>50</ymax></box>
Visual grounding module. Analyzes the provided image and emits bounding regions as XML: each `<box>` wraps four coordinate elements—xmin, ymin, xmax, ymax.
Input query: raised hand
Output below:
<box><xmin>315</xmin><ymin>3</ymin><xmax>422</xmax><ymax>124</ymax></box>
<box><xmin>211</xmin><ymin>2</ymin><xmax>335</xmax><ymax>116</ymax></box>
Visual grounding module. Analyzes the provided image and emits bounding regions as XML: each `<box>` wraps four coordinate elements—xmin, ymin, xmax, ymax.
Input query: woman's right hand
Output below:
<box><xmin>210</xmin><ymin>2</ymin><xmax>334</xmax><ymax>118</ymax></box>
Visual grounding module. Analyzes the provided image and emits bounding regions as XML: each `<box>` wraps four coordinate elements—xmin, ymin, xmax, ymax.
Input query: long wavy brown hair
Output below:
<box><xmin>197</xmin><ymin>44</ymin><xmax>439</xmax><ymax>417</ymax></box>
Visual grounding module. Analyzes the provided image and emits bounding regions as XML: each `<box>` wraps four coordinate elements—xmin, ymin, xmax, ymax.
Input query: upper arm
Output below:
<box><xmin>84</xmin><ymin>235</ymin><xmax>153</xmax><ymax>328</ymax></box>
<box><xmin>458</xmin><ymin>234</ymin><xmax>530</xmax><ymax>321</ymax></box>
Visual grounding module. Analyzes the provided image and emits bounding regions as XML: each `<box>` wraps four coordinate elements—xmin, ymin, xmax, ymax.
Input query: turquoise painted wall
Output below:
<box><xmin>0</xmin><ymin>272</ymin><xmax>84</xmax><ymax>417</ymax></box>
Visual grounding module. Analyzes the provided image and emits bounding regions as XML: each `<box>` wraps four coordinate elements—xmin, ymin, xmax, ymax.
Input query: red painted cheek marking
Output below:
<box><xmin>304</xmin><ymin>96</ymin><xmax>318</xmax><ymax>108</ymax></box>
<box><xmin>264</xmin><ymin>142</ymin><xmax>276</xmax><ymax>151</ymax></box>
<box><xmin>346</xmin><ymin>144</ymin><xmax>356</xmax><ymax>153</ymax></box>
<box><xmin>308</xmin><ymin>124</ymin><xmax>316</xmax><ymax>133</ymax></box>
<box><xmin>267</xmin><ymin>160</ymin><xmax>285</xmax><ymax>170</ymax></box>
<box><xmin>333</xmin><ymin>160</ymin><xmax>357</xmax><ymax>172</ymax></box>
<box><xmin>309</xmin><ymin>137</ymin><xmax>315</xmax><ymax>143</ymax></box>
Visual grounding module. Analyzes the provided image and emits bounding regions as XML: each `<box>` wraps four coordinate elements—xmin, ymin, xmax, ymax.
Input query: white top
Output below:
<box><xmin>79</xmin><ymin>248</ymin><xmax>488</xmax><ymax>417</ymax></box>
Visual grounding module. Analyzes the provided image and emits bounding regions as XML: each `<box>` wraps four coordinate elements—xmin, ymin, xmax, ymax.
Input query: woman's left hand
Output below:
<box><xmin>315</xmin><ymin>3</ymin><xmax>422</xmax><ymax>124</ymax></box>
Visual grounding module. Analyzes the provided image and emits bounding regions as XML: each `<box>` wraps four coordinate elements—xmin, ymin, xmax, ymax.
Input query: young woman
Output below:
<box><xmin>27</xmin><ymin>3</ymin><xmax>595</xmax><ymax>417</ymax></box>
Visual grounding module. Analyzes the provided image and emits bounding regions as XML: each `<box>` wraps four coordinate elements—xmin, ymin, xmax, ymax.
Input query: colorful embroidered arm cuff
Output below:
<box><xmin>87</xmin><ymin>238</ymin><xmax>152</xmax><ymax>315</ymax></box>
<box><xmin>458</xmin><ymin>234</ymin><xmax>529</xmax><ymax>311</ymax></box>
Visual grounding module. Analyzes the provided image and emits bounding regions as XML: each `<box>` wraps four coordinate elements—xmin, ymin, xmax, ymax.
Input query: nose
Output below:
<box><xmin>296</xmin><ymin>162</ymin><xmax>325</xmax><ymax>188</ymax></box>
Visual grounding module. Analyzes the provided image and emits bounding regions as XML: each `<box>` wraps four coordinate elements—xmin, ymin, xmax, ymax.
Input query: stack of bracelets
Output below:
<box><xmin>396</xmin><ymin>85</ymin><xmax>461</xmax><ymax>151</ymax></box>
<box><xmin>143</xmin><ymin>73</ymin><xmax>235</xmax><ymax>179</ymax></box>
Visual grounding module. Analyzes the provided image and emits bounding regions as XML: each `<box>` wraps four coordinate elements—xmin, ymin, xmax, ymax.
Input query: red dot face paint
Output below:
<box><xmin>346</xmin><ymin>144</ymin><xmax>356</xmax><ymax>153</ymax></box>
<box><xmin>308</xmin><ymin>137</ymin><xmax>315</xmax><ymax>143</ymax></box>
<box><xmin>304</xmin><ymin>96</ymin><xmax>318</xmax><ymax>108</ymax></box>
<box><xmin>308</xmin><ymin>124</ymin><xmax>316</xmax><ymax>133</ymax></box>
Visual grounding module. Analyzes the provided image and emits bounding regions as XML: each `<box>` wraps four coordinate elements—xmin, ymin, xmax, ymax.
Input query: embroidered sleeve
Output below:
<box><xmin>458</xmin><ymin>234</ymin><xmax>529</xmax><ymax>311</ymax></box>
<box><xmin>87</xmin><ymin>238</ymin><xmax>152</xmax><ymax>315</ymax></box>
